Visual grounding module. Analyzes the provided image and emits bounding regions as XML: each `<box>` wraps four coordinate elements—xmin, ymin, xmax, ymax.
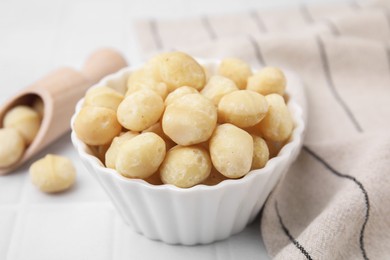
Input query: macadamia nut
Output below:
<box><xmin>218</xmin><ymin>58</ymin><xmax>252</xmax><ymax>89</ymax></box>
<box><xmin>32</xmin><ymin>98</ymin><xmax>44</xmax><ymax>118</ymax></box>
<box><xmin>258</xmin><ymin>94</ymin><xmax>293</xmax><ymax>142</ymax></box>
<box><xmin>3</xmin><ymin>105</ymin><xmax>41</xmax><ymax>145</ymax></box>
<box><xmin>142</xmin><ymin>122</ymin><xmax>176</xmax><ymax>150</ymax></box>
<box><xmin>74</xmin><ymin>106</ymin><xmax>122</xmax><ymax>145</ymax></box>
<box><xmin>149</xmin><ymin>52</ymin><xmax>206</xmax><ymax>92</ymax></box>
<box><xmin>266</xmin><ymin>139</ymin><xmax>286</xmax><ymax>158</ymax></box>
<box><xmin>116</xmin><ymin>132</ymin><xmax>166</xmax><ymax>179</ymax></box>
<box><xmin>127</xmin><ymin>69</ymin><xmax>168</xmax><ymax>99</ymax></box>
<box><xmin>251</xmin><ymin>135</ymin><xmax>269</xmax><ymax>169</ymax></box>
<box><xmin>144</xmin><ymin>172</ymin><xmax>163</xmax><ymax>185</ymax></box>
<box><xmin>160</xmin><ymin>145</ymin><xmax>211</xmax><ymax>188</ymax></box>
<box><xmin>209</xmin><ymin>124</ymin><xmax>253</xmax><ymax>178</ymax></box>
<box><xmin>162</xmin><ymin>93</ymin><xmax>217</xmax><ymax>146</ymax></box>
<box><xmin>164</xmin><ymin>86</ymin><xmax>198</xmax><ymax>106</ymax></box>
<box><xmin>0</xmin><ymin>128</ymin><xmax>25</xmax><ymax>168</ymax></box>
<box><xmin>84</xmin><ymin>86</ymin><xmax>124</xmax><ymax>111</ymax></box>
<box><xmin>30</xmin><ymin>154</ymin><xmax>76</xmax><ymax>193</ymax></box>
<box><xmin>117</xmin><ymin>89</ymin><xmax>164</xmax><ymax>131</ymax></box>
<box><xmin>89</xmin><ymin>143</ymin><xmax>110</xmax><ymax>164</ymax></box>
<box><xmin>200</xmin><ymin>75</ymin><xmax>238</xmax><ymax>105</ymax></box>
<box><xmin>218</xmin><ymin>90</ymin><xmax>268</xmax><ymax>128</ymax></box>
<box><xmin>105</xmin><ymin>131</ymin><xmax>138</xmax><ymax>169</ymax></box>
<box><xmin>202</xmin><ymin>167</ymin><xmax>228</xmax><ymax>186</ymax></box>
<box><xmin>247</xmin><ymin>67</ymin><xmax>286</xmax><ymax>96</ymax></box>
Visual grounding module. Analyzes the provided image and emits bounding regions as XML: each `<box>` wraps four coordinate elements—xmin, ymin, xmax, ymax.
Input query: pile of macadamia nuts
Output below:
<box><xmin>0</xmin><ymin>98</ymin><xmax>43</xmax><ymax>168</ymax></box>
<box><xmin>74</xmin><ymin>52</ymin><xmax>293</xmax><ymax>188</ymax></box>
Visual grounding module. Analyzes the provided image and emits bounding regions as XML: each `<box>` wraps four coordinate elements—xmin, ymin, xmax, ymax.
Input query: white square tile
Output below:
<box><xmin>0</xmin><ymin>172</ymin><xmax>26</xmax><ymax>205</ymax></box>
<box><xmin>7</xmin><ymin>204</ymin><xmax>114</xmax><ymax>260</ymax></box>
<box><xmin>0</xmin><ymin>209</ymin><xmax>17</xmax><ymax>259</ymax></box>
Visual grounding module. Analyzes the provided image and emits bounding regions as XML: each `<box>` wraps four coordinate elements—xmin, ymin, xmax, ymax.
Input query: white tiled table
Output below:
<box><xmin>0</xmin><ymin>0</ymin><xmax>344</xmax><ymax>259</ymax></box>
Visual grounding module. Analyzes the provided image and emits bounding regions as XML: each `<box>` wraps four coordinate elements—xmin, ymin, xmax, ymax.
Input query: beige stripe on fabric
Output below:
<box><xmin>208</xmin><ymin>12</ymin><xmax>262</xmax><ymax>38</ymax></box>
<box><xmin>305</xmin><ymin>2</ymin><xmax>358</xmax><ymax>22</ymax></box>
<box><xmin>333</xmin><ymin>9</ymin><xmax>390</xmax><ymax>42</ymax></box>
<box><xmin>325</xmin><ymin>36</ymin><xmax>390</xmax><ymax>132</ymax></box>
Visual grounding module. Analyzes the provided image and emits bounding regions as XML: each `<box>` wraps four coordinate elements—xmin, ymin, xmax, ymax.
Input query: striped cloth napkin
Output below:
<box><xmin>134</xmin><ymin>0</ymin><xmax>390</xmax><ymax>259</ymax></box>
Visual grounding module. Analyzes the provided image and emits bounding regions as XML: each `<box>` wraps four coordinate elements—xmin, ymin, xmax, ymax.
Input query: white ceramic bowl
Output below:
<box><xmin>71</xmin><ymin>60</ymin><xmax>306</xmax><ymax>245</ymax></box>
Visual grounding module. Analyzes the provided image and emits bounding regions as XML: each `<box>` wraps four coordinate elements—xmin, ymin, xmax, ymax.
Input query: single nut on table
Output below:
<box><xmin>74</xmin><ymin>106</ymin><xmax>122</xmax><ymax>146</ymax></box>
<box><xmin>247</xmin><ymin>67</ymin><xmax>286</xmax><ymax>96</ymax></box>
<box><xmin>117</xmin><ymin>89</ymin><xmax>164</xmax><ymax>132</ymax></box>
<box><xmin>126</xmin><ymin>69</ymin><xmax>168</xmax><ymax>100</ymax></box>
<box><xmin>116</xmin><ymin>132</ymin><xmax>166</xmax><ymax>179</ymax></box>
<box><xmin>105</xmin><ymin>131</ymin><xmax>139</xmax><ymax>169</ymax></box>
<box><xmin>162</xmin><ymin>93</ymin><xmax>217</xmax><ymax>146</ymax></box>
<box><xmin>160</xmin><ymin>145</ymin><xmax>211</xmax><ymax>188</ymax></box>
<box><xmin>218</xmin><ymin>58</ymin><xmax>252</xmax><ymax>89</ymax></box>
<box><xmin>164</xmin><ymin>86</ymin><xmax>198</xmax><ymax>106</ymax></box>
<box><xmin>0</xmin><ymin>128</ymin><xmax>25</xmax><ymax>168</ymax></box>
<box><xmin>30</xmin><ymin>154</ymin><xmax>76</xmax><ymax>193</ymax></box>
<box><xmin>218</xmin><ymin>90</ymin><xmax>268</xmax><ymax>128</ymax></box>
<box><xmin>257</xmin><ymin>94</ymin><xmax>293</xmax><ymax>142</ymax></box>
<box><xmin>200</xmin><ymin>75</ymin><xmax>238</xmax><ymax>105</ymax></box>
<box><xmin>251</xmin><ymin>135</ymin><xmax>269</xmax><ymax>170</ymax></box>
<box><xmin>84</xmin><ymin>86</ymin><xmax>124</xmax><ymax>111</ymax></box>
<box><xmin>3</xmin><ymin>105</ymin><xmax>41</xmax><ymax>145</ymax></box>
<box><xmin>149</xmin><ymin>51</ymin><xmax>206</xmax><ymax>92</ymax></box>
<box><xmin>209</xmin><ymin>123</ymin><xmax>253</xmax><ymax>178</ymax></box>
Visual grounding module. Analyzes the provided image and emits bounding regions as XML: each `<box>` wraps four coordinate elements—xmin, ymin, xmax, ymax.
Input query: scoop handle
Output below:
<box><xmin>0</xmin><ymin>48</ymin><xmax>128</xmax><ymax>175</ymax></box>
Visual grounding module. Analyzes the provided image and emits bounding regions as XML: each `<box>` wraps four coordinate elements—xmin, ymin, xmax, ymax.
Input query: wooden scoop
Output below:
<box><xmin>0</xmin><ymin>48</ymin><xmax>128</xmax><ymax>175</ymax></box>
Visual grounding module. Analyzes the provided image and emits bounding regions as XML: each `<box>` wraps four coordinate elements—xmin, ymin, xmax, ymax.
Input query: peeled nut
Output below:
<box><xmin>257</xmin><ymin>94</ymin><xmax>293</xmax><ymax>142</ymax></box>
<box><xmin>266</xmin><ymin>139</ymin><xmax>285</xmax><ymax>158</ymax></box>
<box><xmin>117</xmin><ymin>89</ymin><xmax>164</xmax><ymax>131</ymax></box>
<box><xmin>218</xmin><ymin>58</ymin><xmax>252</xmax><ymax>89</ymax></box>
<box><xmin>202</xmin><ymin>167</ymin><xmax>228</xmax><ymax>186</ymax></box>
<box><xmin>84</xmin><ymin>86</ymin><xmax>124</xmax><ymax>111</ymax></box>
<box><xmin>74</xmin><ymin>106</ymin><xmax>122</xmax><ymax>145</ymax></box>
<box><xmin>200</xmin><ymin>75</ymin><xmax>238</xmax><ymax>105</ymax></box>
<box><xmin>144</xmin><ymin>172</ymin><xmax>163</xmax><ymax>185</ymax></box>
<box><xmin>89</xmin><ymin>143</ymin><xmax>110</xmax><ymax>164</ymax></box>
<box><xmin>251</xmin><ymin>135</ymin><xmax>269</xmax><ymax>170</ymax></box>
<box><xmin>105</xmin><ymin>131</ymin><xmax>138</xmax><ymax>169</ymax></box>
<box><xmin>30</xmin><ymin>154</ymin><xmax>76</xmax><ymax>193</ymax></box>
<box><xmin>32</xmin><ymin>98</ymin><xmax>44</xmax><ymax>118</ymax></box>
<box><xmin>142</xmin><ymin>122</ymin><xmax>176</xmax><ymax>150</ymax></box>
<box><xmin>116</xmin><ymin>132</ymin><xmax>166</xmax><ymax>179</ymax></box>
<box><xmin>218</xmin><ymin>90</ymin><xmax>268</xmax><ymax>128</ymax></box>
<box><xmin>247</xmin><ymin>67</ymin><xmax>286</xmax><ymax>96</ymax></box>
<box><xmin>209</xmin><ymin>123</ymin><xmax>253</xmax><ymax>178</ymax></box>
<box><xmin>164</xmin><ymin>86</ymin><xmax>198</xmax><ymax>106</ymax></box>
<box><xmin>149</xmin><ymin>52</ymin><xmax>206</xmax><ymax>92</ymax></box>
<box><xmin>0</xmin><ymin>128</ymin><xmax>25</xmax><ymax>168</ymax></box>
<box><xmin>162</xmin><ymin>93</ymin><xmax>217</xmax><ymax>146</ymax></box>
<box><xmin>127</xmin><ymin>69</ymin><xmax>168</xmax><ymax>99</ymax></box>
<box><xmin>3</xmin><ymin>105</ymin><xmax>41</xmax><ymax>145</ymax></box>
<box><xmin>160</xmin><ymin>145</ymin><xmax>211</xmax><ymax>188</ymax></box>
